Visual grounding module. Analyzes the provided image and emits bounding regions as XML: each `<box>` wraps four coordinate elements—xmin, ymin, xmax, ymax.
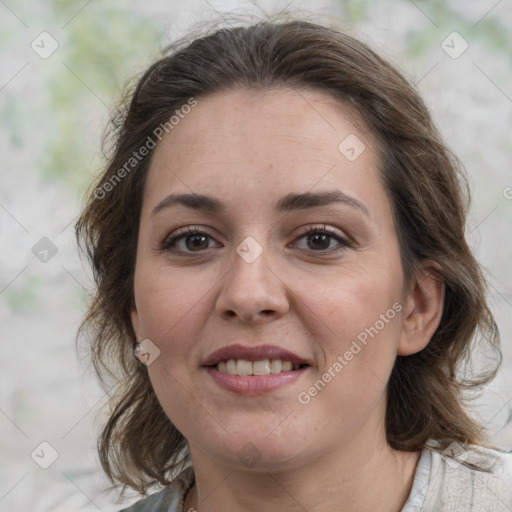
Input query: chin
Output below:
<box><xmin>222</xmin><ymin>443</ymin><xmax>305</xmax><ymax>472</ymax></box>
<box><xmin>204</xmin><ymin>423</ymin><xmax>310</xmax><ymax>472</ymax></box>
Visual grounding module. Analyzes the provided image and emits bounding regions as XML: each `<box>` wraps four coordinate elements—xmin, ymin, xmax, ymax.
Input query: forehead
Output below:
<box><xmin>152</xmin><ymin>87</ymin><xmax>373</xmax><ymax>158</ymax></box>
<box><xmin>142</xmin><ymin>87</ymin><xmax>386</xmax><ymax>218</ymax></box>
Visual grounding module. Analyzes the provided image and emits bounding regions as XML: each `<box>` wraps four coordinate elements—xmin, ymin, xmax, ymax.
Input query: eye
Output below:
<box><xmin>292</xmin><ymin>225</ymin><xmax>351</xmax><ymax>253</ymax></box>
<box><xmin>161</xmin><ymin>226</ymin><xmax>221</xmax><ymax>254</ymax></box>
<box><xmin>161</xmin><ymin>224</ymin><xmax>351</xmax><ymax>255</ymax></box>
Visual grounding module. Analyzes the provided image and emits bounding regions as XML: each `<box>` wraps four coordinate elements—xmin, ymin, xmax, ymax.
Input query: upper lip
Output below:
<box><xmin>202</xmin><ymin>344</ymin><xmax>311</xmax><ymax>367</ymax></box>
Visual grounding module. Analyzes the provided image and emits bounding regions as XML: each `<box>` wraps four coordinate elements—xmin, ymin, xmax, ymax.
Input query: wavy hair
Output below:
<box><xmin>75</xmin><ymin>13</ymin><xmax>502</xmax><ymax>494</ymax></box>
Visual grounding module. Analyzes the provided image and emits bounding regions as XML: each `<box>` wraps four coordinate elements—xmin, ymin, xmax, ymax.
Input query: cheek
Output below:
<box><xmin>133</xmin><ymin>262</ymin><xmax>211</xmax><ymax>346</ymax></box>
<box><xmin>133</xmin><ymin>265</ymin><xmax>214</xmax><ymax>430</ymax></box>
<box><xmin>303</xmin><ymin>257</ymin><xmax>404</xmax><ymax>398</ymax></box>
<box><xmin>308</xmin><ymin>263</ymin><xmax>402</xmax><ymax>346</ymax></box>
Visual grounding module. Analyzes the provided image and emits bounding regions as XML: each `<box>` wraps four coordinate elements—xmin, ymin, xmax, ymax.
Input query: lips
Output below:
<box><xmin>202</xmin><ymin>344</ymin><xmax>311</xmax><ymax>367</ymax></box>
<box><xmin>202</xmin><ymin>344</ymin><xmax>311</xmax><ymax>394</ymax></box>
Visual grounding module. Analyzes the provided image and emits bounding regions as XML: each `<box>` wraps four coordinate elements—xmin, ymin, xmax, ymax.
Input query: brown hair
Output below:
<box><xmin>75</xmin><ymin>13</ymin><xmax>502</xmax><ymax>494</ymax></box>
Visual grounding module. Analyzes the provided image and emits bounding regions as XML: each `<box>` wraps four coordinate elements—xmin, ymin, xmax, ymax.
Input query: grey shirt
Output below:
<box><xmin>120</xmin><ymin>443</ymin><xmax>512</xmax><ymax>511</ymax></box>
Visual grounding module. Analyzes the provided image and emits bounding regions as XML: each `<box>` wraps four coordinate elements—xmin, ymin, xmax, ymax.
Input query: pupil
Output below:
<box><xmin>308</xmin><ymin>233</ymin><xmax>330</xmax><ymax>250</ymax></box>
<box><xmin>188</xmin><ymin>235</ymin><xmax>208</xmax><ymax>251</ymax></box>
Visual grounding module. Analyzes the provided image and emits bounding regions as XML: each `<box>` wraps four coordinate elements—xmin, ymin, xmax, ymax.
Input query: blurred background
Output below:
<box><xmin>1</xmin><ymin>0</ymin><xmax>511</xmax><ymax>510</ymax></box>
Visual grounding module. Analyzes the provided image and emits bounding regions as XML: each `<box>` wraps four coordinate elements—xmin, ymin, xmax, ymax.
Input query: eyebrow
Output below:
<box><xmin>150</xmin><ymin>190</ymin><xmax>369</xmax><ymax>217</ymax></box>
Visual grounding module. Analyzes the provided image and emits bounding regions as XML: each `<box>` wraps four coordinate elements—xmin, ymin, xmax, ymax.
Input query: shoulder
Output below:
<box><xmin>118</xmin><ymin>467</ymin><xmax>194</xmax><ymax>512</ymax></box>
<box><xmin>118</xmin><ymin>485</ymin><xmax>184</xmax><ymax>512</ymax></box>
<box><xmin>423</xmin><ymin>443</ymin><xmax>512</xmax><ymax>512</ymax></box>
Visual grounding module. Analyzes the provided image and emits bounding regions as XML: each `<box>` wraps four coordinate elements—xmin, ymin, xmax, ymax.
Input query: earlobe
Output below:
<box><xmin>398</xmin><ymin>262</ymin><xmax>445</xmax><ymax>356</ymax></box>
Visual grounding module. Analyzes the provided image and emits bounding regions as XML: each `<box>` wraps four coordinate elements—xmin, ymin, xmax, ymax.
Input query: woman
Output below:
<box><xmin>75</xmin><ymin>15</ymin><xmax>512</xmax><ymax>512</ymax></box>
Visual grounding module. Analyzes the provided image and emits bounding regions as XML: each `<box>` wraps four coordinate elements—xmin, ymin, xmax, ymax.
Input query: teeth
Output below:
<box><xmin>269</xmin><ymin>359</ymin><xmax>282</xmax><ymax>373</ymax></box>
<box><xmin>216</xmin><ymin>359</ymin><xmax>301</xmax><ymax>376</ymax></box>
<box><xmin>226</xmin><ymin>359</ymin><xmax>237</xmax><ymax>375</ymax></box>
<box><xmin>236</xmin><ymin>359</ymin><xmax>252</xmax><ymax>376</ymax></box>
<box><xmin>282</xmin><ymin>361</ymin><xmax>293</xmax><ymax>372</ymax></box>
<box><xmin>253</xmin><ymin>359</ymin><xmax>270</xmax><ymax>375</ymax></box>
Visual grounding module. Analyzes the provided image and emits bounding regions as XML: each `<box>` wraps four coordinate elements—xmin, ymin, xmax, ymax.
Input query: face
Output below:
<box><xmin>131</xmin><ymin>88</ymin><xmax>408</xmax><ymax>471</ymax></box>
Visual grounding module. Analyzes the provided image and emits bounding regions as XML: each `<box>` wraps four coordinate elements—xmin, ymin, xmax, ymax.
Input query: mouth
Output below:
<box><xmin>202</xmin><ymin>344</ymin><xmax>311</xmax><ymax>394</ymax></box>
<box><xmin>202</xmin><ymin>343</ymin><xmax>311</xmax><ymax>371</ymax></box>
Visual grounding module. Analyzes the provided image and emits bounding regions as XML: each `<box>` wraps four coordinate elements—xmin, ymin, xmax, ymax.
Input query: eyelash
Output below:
<box><xmin>160</xmin><ymin>224</ymin><xmax>351</xmax><ymax>255</ymax></box>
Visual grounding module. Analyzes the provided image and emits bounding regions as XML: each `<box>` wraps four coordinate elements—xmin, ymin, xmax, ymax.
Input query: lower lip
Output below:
<box><xmin>205</xmin><ymin>366</ymin><xmax>309</xmax><ymax>395</ymax></box>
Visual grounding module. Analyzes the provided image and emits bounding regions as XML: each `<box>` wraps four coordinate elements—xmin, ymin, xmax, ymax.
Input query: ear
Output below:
<box><xmin>398</xmin><ymin>261</ymin><xmax>445</xmax><ymax>356</ymax></box>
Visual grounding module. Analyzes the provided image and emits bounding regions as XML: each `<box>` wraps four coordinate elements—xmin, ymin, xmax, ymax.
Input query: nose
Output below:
<box><xmin>215</xmin><ymin>240</ymin><xmax>290</xmax><ymax>324</ymax></box>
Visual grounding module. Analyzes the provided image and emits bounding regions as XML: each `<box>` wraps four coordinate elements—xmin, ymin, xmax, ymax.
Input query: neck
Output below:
<box><xmin>183</xmin><ymin>426</ymin><xmax>420</xmax><ymax>512</ymax></box>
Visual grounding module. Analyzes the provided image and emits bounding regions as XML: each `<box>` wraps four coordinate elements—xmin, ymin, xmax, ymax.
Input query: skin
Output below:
<box><xmin>131</xmin><ymin>87</ymin><xmax>445</xmax><ymax>512</ymax></box>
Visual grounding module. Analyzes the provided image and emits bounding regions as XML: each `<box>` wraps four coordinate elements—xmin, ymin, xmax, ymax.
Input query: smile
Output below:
<box><xmin>202</xmin><ymin>343</ymin><xmax>311</xmax><ymax>394</ymax></box>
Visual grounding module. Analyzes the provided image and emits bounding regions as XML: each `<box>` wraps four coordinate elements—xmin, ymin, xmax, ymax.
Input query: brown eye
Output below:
<box><xmin>161</xmin><ymin>227</ymin><xmax>220</xmax><ymax>254</ymax></box>
<box><xmin>293</xmin><ymin>226</ymin><xmax>350</xmax><ymax>253</ymax></box>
